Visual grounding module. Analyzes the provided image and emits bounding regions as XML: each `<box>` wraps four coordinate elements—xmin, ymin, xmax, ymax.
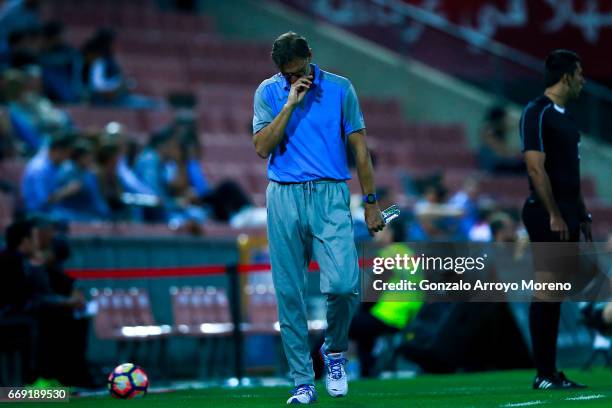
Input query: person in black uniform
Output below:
<box><xmin>520</xmin><ymin>49</ymin><xmax>591</xmax><ymax>390</ymax></box>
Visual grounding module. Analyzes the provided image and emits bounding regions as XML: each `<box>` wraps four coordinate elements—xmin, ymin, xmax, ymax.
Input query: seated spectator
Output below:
<box><xmin>4</xmin><ymin>67</ymin><xmax>71</xmax><ymax>153</ymax></box>
<box><xmin>101</xmin><ymin>122</ymin><xmax>156</xmax><ymax>197</ymax></box>
<box><xmin>39</xmin><ymin>21</ymin><xmax>82</xmax><ymax>103</ymax></box>
<box><xmin>51</xmin><ymin>139</ymin><xmax>111</xmax><ymax>221</ymax></box>
<box><xmin>171</xmin><ymin>111</ymin><xmax>211</xmax><ymax>199</ymax></box>
<box><xmin>410</xmin><ymin>181</ymin><xmax>463</xmax><ymax>241</ymax></box>
<box><xmin>22</xmin><ymin>65</ymin><xmax>71</xmax><ymax>130</ymax></box>
<box><xmin>81</xmin><ymin>28</ymin><xmax>121</xmax><ymax>104</ymax></box>
<box><xmin>95</xmin><ymin>139</ymin><xmax>135</xmax><ymax>220</ymax></box>
<box><xmin>4</xmin><ymin>69</ymin><xmax>43</xmax><ymax>151</ymax></box>
<box><xmin>21</xmin><ymin>131</ymin><xmax>75</xmax><ymax>213</ymax></box>
<box><xmin>448</xmin><ymin>177</ymin><xmax>482</xmax><ymax>238</ymax></box>
<box><xmin>135</xmin><ymin>127</ymin><xmax>203</xmax><ymax>224</ymax></box>
<box><xmin>81</xmin><ymin>28</ymin><xmax>156</xmax><ymax>108</ymax></box>
<box><xmin>478</xmin><ymin>106</ymin><xmax>524</xmax><ymax>174</ymax></box>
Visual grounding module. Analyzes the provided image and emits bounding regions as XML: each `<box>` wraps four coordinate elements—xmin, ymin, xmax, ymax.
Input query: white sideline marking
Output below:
<box><xmin>565</xmin><ymin>394</ymin><xmax>605</xmax><ymax>401</ymax></box>
<box><xmin>500</xmin><ymin>401</ymin><xmax>546</xmax><ymax>407</ymax></box>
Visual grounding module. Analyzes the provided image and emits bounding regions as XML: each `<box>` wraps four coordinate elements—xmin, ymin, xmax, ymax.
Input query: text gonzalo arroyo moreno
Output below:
<box><xmin>371</xmin><ymin>254</ymin><xmax>573</xmax><ymax>293</ymax></box>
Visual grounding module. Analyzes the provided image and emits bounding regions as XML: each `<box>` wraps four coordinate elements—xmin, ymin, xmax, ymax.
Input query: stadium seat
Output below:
<box><xmin>169</xmin><ymin>286</ymin><xmax>234</xmax><ymax>378</ymax></box>
<box><xmin>242</xmin><ymin>283</ymin><xmax>325</xmax><ymax>335</ymax></box>
<box><xmin>90</xmin><ymin>288</ymin><xmax>171</xmax><ymax>340</ymax></box>
<box><xmin>65</xmin><ymin>106</ymin><xmax>146</xmax><ymax>133</ymax></box>
<box><xmin>169</xmin><ymin>286</ymin><xmax>233</xmax><ymax>336</ymax></box>
<box><xmin>242</xmin><ymin>284</ymin><xmax>279</xmax><ymax>335</ymax></box>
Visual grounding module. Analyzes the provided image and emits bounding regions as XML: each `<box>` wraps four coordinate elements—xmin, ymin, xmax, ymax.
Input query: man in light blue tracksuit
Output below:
<box><xmin>252</xmin><ymin>32</ymin><xmax>385</xmax><ymax>404</ymax></box>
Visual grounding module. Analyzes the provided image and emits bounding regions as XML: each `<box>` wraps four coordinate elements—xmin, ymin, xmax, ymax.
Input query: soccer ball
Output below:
<box><xmin>107</xmin><ymin>363</ymin><xmax>149</xmax><ymax>399</ymax></box>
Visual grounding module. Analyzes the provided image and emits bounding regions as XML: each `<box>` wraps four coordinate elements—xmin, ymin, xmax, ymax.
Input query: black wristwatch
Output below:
<box><xmin>362</xmin><ymin>193</ymin><xmax>378</xmax><ymax>204</ymax></box>
<box><xmin>582</xmin><ymin>213</ymin><xmax>593</xmax><ymax>223</ymax></box>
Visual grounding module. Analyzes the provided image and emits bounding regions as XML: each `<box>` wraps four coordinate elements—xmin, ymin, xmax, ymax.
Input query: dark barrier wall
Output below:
<box><xmin>68</xmin><ymin>236</ymin><xmax>239</xmax><ymax>269</ymax></box>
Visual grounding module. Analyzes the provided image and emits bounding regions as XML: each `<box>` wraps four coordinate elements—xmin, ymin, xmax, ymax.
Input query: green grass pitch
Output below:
<box><xmin>20</xmin><ymin>369</ymin><xmax>612</xmax><ymax>407</ymax></box>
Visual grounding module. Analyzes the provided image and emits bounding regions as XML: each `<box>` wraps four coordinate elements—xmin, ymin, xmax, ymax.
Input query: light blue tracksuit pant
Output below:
<box><xmin>266</xmin><ymin>180</ymin><xmax>360</xmax><ymax>386</ymax></box>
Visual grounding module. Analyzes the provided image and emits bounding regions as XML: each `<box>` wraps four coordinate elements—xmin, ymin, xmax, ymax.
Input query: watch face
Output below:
<box><xmin>366</xmin><ymin>194</ymin><xmax>376</xmax><ymax>203</ymax></box>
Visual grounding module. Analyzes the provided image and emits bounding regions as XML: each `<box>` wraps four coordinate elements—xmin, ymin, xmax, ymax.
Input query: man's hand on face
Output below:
<box><xmin>286</xmin><ymin>75</ymin><xmax>313</xmax><ymax>108</ymax></box>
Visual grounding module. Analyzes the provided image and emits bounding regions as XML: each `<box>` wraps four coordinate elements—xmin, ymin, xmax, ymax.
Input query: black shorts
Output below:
<box><xmin>521</xmin><ymin>198</ymin><xmax>581</xmax><ymax>243</ymax></box>
<box><xmin>522</xmin><ymin>198</ymin><xmax>581</xmax><ymax>277</ymax></box>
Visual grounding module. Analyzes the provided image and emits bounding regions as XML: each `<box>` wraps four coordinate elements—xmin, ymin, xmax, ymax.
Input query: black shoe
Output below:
<box><xmin>554</xmin><ymin>371</ymin><xmax>587</xmax><ymax>389</ymax></box>
<box><xmin>533</xmin><ymin>371</ymin><xmax>587</xmax><ymax>390</ymax></box>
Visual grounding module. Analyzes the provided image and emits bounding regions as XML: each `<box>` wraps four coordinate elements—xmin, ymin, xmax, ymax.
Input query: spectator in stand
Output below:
<box><xmin>466</xmin><ymin>206</ymin><xmax>494</xmax><ymax>242</ymax></box>
<box><xmin>0</xmin><ymin>0</ymin><xmax>41</xmax><ymax>54</ymax></box>
<box><xmin>22</xmin><ymin>64</ymin><xmax>71</xmax><ymax>129</ymax></box>
<box><xmin>4</xmin><ymin>69</ymin><xmax>43</xmax><ymax>152</ymax></box>
<box><xmin>21</xmin><ymin>131</ymin><xmax>76</xmax><ymax>213</ymax></box>
<box><xmin>81</xmin><ymin>28</ymin><xmax>122</xmax><ymax>105</ymax></box>
<box><xmin>39</xmin><ymin>21</ymin><xmax>82</xmax><ymax>103</ymax></box>
<box><xmin>448</xmin><ymin>176</ymin><xmax>482</xmax><ymax>238</ymax></box>
<box><xmin>101</xmin><ymin>122</ymin><xmax>157</xmax><ymax>197</ymax></box>
<box><xmin>410</xmin><ymin>180</ymin><xmax>463</xmax><ymax>241</ymax></box>
<box><xmin>4</xmin><ymin>67</ymin><xmax>71</xmax><ymax>153</ymax></box>
<box><xmin>81</xmin><ymin>28</ymin><xmax>156</xmax><ymax>108</ymax></box>
<box><xmin>478</xmin><ymin>106</ymin><xmax>524</xmax><ymax>174</ymax></box>
<box><xmin>134</xmin><ymin>127</ymin><xmax>205</xmax><ymax>225</ymax></box>
<box><xmin>165</xmin><ymin>128</ymin><xmax>206</xmax><ymax>210</ymax></box>
<box><xmin>95</xmin><ymin>140</ymin><xmax>133</xmax><ymax>220</ymax></box>
<box><xmin>51</xmin><ymin>139</ymin><xmax>111</xmax><ymax>221</ymax></box>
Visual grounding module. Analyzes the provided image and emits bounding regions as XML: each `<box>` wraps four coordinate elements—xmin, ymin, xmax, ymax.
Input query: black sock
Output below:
<box><xmin>529</xmin><ymin>302</ymin><xmax>561</xmax><ymax>377</ymax></box>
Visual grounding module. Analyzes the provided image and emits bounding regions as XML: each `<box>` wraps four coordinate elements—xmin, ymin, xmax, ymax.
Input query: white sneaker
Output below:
<box><xmin>321</xmin><ymin>348</ymin><xmax>348</xmax><ymax>397</ymax></box>
<box><xmin>286</xmin><ymin>384</ymin><xmax>317</xmax><ymax>404</ymax></box>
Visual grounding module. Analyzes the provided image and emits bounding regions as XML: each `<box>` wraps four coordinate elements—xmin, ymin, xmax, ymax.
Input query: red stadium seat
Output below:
<box><xmin>243</xmin><ymin>284</ymin><xmax>279</xmax><ymax>335</ymax></box>
<box><xmin>65</xmin><ymin>106</ymin><xmax>146</xmax><ymax>133</ymax></box>
<box><xmin>170</xmin><ymin>286</ymin><xmax>233</xmax><ymax>336</ymax></box>
<box><xmin>91</xmin><ymin>288</ymin><xmax>171</xmax><ymax>340</ymax></box>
